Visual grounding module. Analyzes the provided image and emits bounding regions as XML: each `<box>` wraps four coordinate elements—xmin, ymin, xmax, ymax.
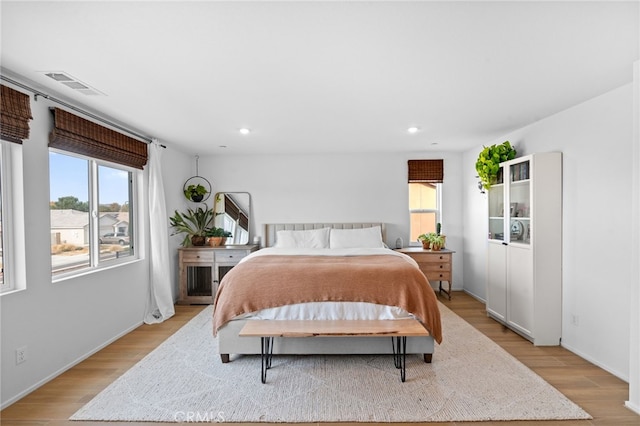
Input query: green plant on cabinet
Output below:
<box><xmin>169</xmin><ymin>207</ymin><xmax>214</xmax><ymax>246</ymax></box>
<box><xmin>475</xmin><ymin>141</ymin><xmax>517</xmax><ymax>190</ymax></box>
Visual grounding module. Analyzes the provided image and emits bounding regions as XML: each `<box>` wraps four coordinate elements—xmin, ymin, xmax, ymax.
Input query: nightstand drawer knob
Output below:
<box><xmin>439</xmin><ymin>265</ymin><xmax>443</xmax><ymax>269</ymax></box>
<box><xmin>439</xmin><ymin>256</ymin><xmax>444</xmax><ymax>259</ymax></box>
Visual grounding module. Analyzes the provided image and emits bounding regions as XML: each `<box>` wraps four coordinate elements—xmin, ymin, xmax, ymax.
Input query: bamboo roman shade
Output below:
<box><xmin>408</xmin><ymin>159</ymin><xmax>444</xmax><ymax>183</ymax></box>
<box><xmin>224</xmin><ymin>195</ymin><xmax>249</xmax><ymax>231</ymax></box>
<box><xmin>1</xmin><ymin>84</ymin><xmax>33</xmax><ymax>144</ymax></box>
<box><xmin>49</xmin><ymin>108</ymin><xmax>148</xmax><ymax>169</ymax></box>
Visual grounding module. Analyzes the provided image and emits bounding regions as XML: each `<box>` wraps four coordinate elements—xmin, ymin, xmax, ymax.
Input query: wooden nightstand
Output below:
<box><xmin>178</xmin><ymin>245</ymin><xmax>258</xmax><ymax>304</ymax></box>
<box><xmin>395</xmin><ymin>247</ymin><xmax>455</xmax><ymax>299</ymax></box>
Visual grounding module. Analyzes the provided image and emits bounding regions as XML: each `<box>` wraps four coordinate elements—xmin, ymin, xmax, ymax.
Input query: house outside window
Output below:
<box><xmin>50</xmin><ymin>151</ymin><xmax>136</xmax><ymax>278</ymax></box>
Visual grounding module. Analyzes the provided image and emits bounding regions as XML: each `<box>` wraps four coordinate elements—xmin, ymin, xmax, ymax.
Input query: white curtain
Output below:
<box><xmin>144</xmin><ymin>140</ymin><xmax>175</xmax><ymax>324</ymax></box>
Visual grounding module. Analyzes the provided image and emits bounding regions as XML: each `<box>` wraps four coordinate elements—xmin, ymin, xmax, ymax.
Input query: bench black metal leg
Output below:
<box><xmin>391</xmin><ymin>336</ymin><xmax>407</xmax><ymax>382</ymax></box>
<box><xmin>261</xmin><ymin>336</ymin><xmax>274</xmax><ymax>383</ymax></box>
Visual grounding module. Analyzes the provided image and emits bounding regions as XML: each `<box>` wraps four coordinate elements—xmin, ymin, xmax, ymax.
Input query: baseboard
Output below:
<box><xmin>560</xmin><ymin>341</ymin><xmax>629</xmax><ymax>383</ymax></box>
<box><xmin>462</xmin><ymin>288</ymin><xmax>486</xmax><ymax>304</ymax></box>
<box><xmin>457</xmin><ymin>290</ymin><xmax>628</xmax><ymax>383</ymax></box>
<box><xmin>625</xmin><ymin>400</ymin><xmax>640</xmax><ymax>415</ymax></box>
<box><xmin>0</xmin><ymin>320</ymin><xmax>144</xmax><ymax>410</ymax></box>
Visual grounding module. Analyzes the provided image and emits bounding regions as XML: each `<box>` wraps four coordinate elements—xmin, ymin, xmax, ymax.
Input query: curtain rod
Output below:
<box><xmin>1</xmin><ymin>74</ymin><xmax>165</xmax><ymax>148</ymax></box>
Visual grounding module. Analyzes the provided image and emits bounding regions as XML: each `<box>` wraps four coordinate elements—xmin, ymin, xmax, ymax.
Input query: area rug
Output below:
<box><xmin>71</xmin><ymin>303</ymin><xmax>591</xmax><ymax>422</ymax></box>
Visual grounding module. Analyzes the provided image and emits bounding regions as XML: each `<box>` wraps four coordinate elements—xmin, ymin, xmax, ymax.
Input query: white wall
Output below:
<box><xmin>0</xmin><ymin>80</ymin><xmax>190</xmax><ymax>408</ymax></box>
<box><xmin>201</xmin><ymin>151</ymin><xmax>465</xmax><ymax>291</ymax></box>
<box><xmin>463</xmin><ymin>83</ymin><xmax>635</xmax><ymax>381</ymax></box>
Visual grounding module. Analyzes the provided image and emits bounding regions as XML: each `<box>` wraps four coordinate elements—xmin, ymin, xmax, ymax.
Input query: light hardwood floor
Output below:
<box><xmin>1</xmin><ymin>291</ymin><xmax>637</xmax><ymax>425</ymax></box>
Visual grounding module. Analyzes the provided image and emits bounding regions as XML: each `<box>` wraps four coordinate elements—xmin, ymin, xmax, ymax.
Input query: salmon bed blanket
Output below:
<box><xmin>213</xmin><ymin>253</ymin><xmax>442</xmax><ymax>344</ymax></box>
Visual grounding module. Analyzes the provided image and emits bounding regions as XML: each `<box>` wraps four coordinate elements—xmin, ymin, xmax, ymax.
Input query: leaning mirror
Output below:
<box><xmin>213</xmin><ymin>192</ymin><xmax>251</xmax><ymax>245</ymax></box>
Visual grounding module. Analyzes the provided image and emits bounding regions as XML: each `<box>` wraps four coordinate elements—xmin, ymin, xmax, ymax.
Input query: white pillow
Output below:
<box><xmin>329</xmin><ymin>226</ymin><xmax>385</xmax><ymax>249</ymax></box>
<box><xmin>274</xmin><ymin>228</ymin><xmax>330</xmax><ymax>249</ymax></box>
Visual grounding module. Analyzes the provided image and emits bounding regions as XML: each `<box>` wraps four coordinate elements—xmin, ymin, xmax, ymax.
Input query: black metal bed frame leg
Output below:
<box><xmin>261</xmin><ymin>337</ymin><xmax>274</xmax><ymax>383</ymax></box>
<box><xmin>391</xmin><ymin>336</ymin><xmax>407</xmax><ymax>382</ymax></box>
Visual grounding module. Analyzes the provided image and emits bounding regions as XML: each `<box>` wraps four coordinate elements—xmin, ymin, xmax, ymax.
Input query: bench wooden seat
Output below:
<box><xmin>239</xmin><ymin>319</ymin><xmax>430</xmax><ymax>383</ymax></box>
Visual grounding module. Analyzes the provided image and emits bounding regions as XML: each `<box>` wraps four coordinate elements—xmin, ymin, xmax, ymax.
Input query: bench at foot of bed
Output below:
<box><xmin>222</xmin><ymin>319</ymin><xmax>432</xmax><ymax>383</ymax></box>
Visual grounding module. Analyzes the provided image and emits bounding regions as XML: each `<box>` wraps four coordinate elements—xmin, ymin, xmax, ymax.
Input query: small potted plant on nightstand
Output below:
<box><xmin>429</xmin><ymin>234</ymin><xmax>445</xmax><ymax>251</ymax></box>
<box><xmin>418</xmin><ymin>233</ymin><xmax>436</xmax><ymax>250</ymax></box>
<box><xmin>436</xmin><ymin>222</ymin><xmax>446</xmax><ymax>249</ymax></box>
<box><xmin>205</xmin><ymin>227</ymin><xmax>232</xmax><ymax>246</ymax></box>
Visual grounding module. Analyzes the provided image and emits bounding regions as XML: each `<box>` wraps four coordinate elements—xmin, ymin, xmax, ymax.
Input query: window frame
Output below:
<box><xmin>408</xmin><ymin>182</ymin><xmax>442</xmax><ymax>246</ymax></box>
<box><xmin>50</xmin><ymin>148</ymin><xmax>140</xmax><ymax>281</ymax></box>
<box><xmin>0</xmin><ymin>140</ymin><xmax>26</xmax><ymax>295</ymax></box>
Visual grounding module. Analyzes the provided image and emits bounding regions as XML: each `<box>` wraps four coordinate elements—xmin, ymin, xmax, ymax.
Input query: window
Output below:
<box><xmin>47</xmin><ymin>107</ymin><xmax>147</xmax><ymax>279</ymax></box>
<box><xmin>1</xmin><ymin>84</ymin><xmax>31</xmax><ymax>293</ymax></box>
<box><xmin>408</xmin><ymin>160</ymin><xmax>443</xmax><ymax>244</ymax></box>
<box><xmin>409</xmin><ymin>183</ymin><xmax>441</xmax><ymax>243</ymax></box>
<box><xmin>0</xmin><ymin>146</ymin><xmax>5</xmax><ymax>288</ymax></box>
<box><xmin>0</xmin><ymin>141</ymin><xmax>26</xmax><ymax>294</ymax></box>
<box><xmin>50</xmin><ymin>151</ymin><xmax>137</xmax><ymax>277</ymax></box>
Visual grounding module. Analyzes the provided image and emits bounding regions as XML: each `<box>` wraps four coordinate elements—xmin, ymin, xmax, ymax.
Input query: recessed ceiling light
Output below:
<box><xmin>239</xmin><ymin>128</ymin><xmax>251</xmax><ymax>135</ymax></box>
<box><xmin>407</xmin><ymin>126</ymin><xmax>420</xmax><ymax>134</ymax></box>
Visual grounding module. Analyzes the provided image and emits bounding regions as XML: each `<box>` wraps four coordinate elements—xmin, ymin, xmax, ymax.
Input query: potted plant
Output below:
<box><xmin>183</xmin><ymin>184</ymin><xmax>209</xmax><ymax>202</ymax></box>
<box><xmin>169</xmin><ymin>206</ymin><xmax>213</xmax><ymax>246</ymax></box>
<box><xmin>205</xmin><ymin>227</ymin><xmax>232</xmax><ymax>247</ymax></box>
<box><xmin>436</xmin><ymin>222</ymin><xmax>446</xmax><ymax>249</ymax></box>
<box><xmin>429</xmin><ymin>234</ymin><xmax>445</xmax><ymax>251</ymax></box>
<box><xmin>418</xmin><ymin>233</ymin><xmax>436</xmax><ymax>249</ymax></box>
<box><xmin>475</xmin><ymin>141</ymin><xmax>517</xmax><ymax>190</ymax></box>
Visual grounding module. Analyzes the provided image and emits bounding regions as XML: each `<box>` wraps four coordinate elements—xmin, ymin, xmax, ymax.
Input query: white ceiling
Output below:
<box><xmin>1</xmin><ymin>1</ymin><xmax>638</xmax><ymax>155</ymax></box>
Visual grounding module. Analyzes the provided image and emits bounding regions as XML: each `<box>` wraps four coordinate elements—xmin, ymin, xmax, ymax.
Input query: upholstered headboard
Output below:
<box><xmin>264</xmin><ymin>223</ymin><xmax>386</xmax><ymax>248</ymax></box>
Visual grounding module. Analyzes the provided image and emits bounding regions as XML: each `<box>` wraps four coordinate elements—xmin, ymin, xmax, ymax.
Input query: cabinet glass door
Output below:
<box><xmin>488</xmin><ymin>167</ymin><xmax>505</xmax><ymax>241</ymax></box>
<box><xmin>508</xmin><ymin>160</ymin><xmax>531</xmax><ymax>245</ymax></box>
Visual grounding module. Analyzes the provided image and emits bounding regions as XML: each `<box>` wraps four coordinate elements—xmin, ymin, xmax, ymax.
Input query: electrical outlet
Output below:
<box><xmin>16</xmin><ymin>346</ymin><xmax>27</xmax><ymax>364</ymax></box>
<box><xmin>570</xmin><ymin>314</ymin><xmax>579</xmax><ymax>326</ymax></box>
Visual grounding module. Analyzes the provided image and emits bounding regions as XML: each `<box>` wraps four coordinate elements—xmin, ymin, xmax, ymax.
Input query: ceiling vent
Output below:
<box><xmin>43</xmin><ymin>72</ymin><xmax>105</xmax><ymax>96</ymax></box>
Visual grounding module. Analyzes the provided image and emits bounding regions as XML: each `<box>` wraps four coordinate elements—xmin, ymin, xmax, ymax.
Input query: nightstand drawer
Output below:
<box><xmin>216</xmin><ymin>250</ymin><xmax>249</xmax><ymax>264</ymax></box>
<box><xmin>425</xmin><ymin>271</ymin><xmax>452</xmax><ymax>281</ymax></box>
<box><xmin>412</xmin><ymin>253</ymin><xmax>451</xmax><ymax>263</ymax></box>
<box><xmin>418</xmin><ymin>262</ymin><xmax>451</xmax><ymax>272</ymax></box>
<box><xmin>181</xmin><ymin>251</ymin><xmax>214</xmax><ymax>263</ymax></box>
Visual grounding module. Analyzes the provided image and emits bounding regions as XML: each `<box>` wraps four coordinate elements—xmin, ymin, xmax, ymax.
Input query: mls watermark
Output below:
<box><xmin>173</xmin><ymin>411</ymin><xmax>225</xmax><ymax>422</ymax></box>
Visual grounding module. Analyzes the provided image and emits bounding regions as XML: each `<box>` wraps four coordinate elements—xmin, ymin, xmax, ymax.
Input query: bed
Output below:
<box><xmin>213</xmin><ymin>223</ymin><xmax>442</xmax><ymax>363</ymax></box>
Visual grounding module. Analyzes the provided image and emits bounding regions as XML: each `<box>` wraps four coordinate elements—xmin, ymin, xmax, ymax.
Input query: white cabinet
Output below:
<box><xmin>486</xmin><ymin>152</ymin><xmax>562</xmax><ymax>345</ymax></box>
